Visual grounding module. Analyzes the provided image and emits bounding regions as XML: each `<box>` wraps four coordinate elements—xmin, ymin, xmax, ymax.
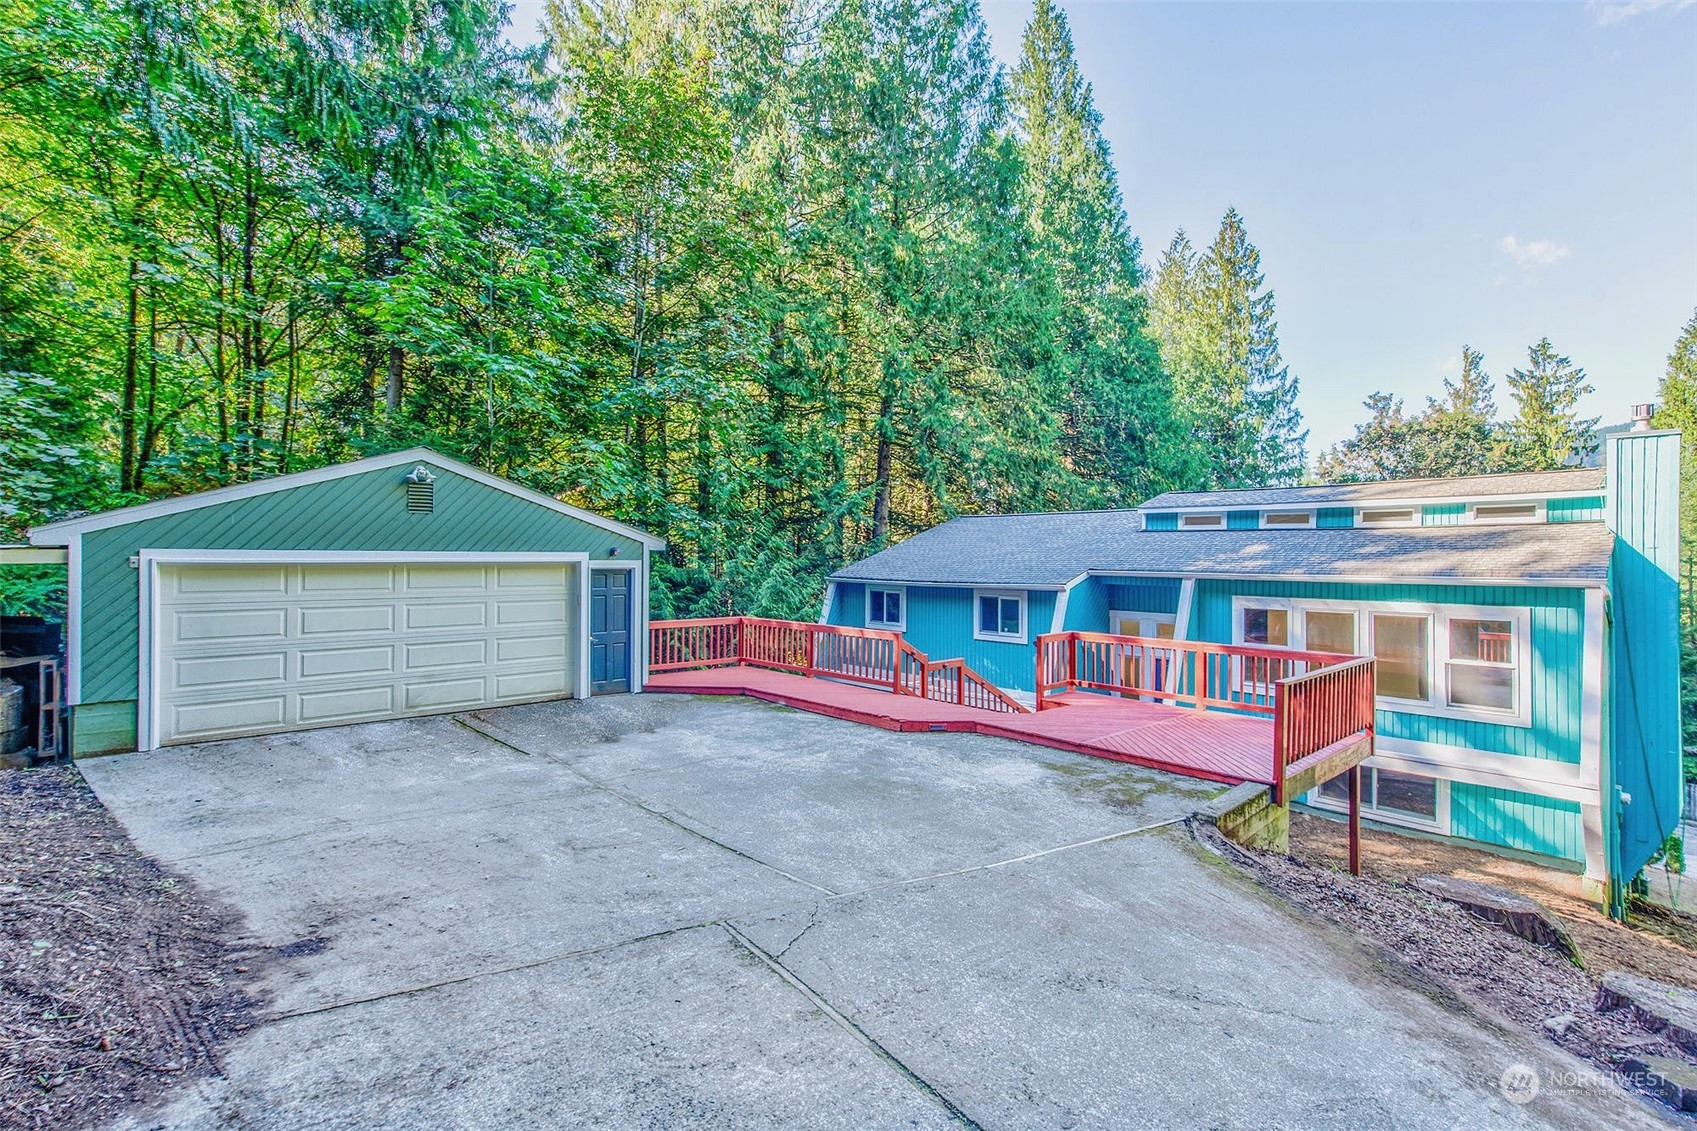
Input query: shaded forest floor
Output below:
<box><xmin>0</xmin><ymin>766</ymin><xmax>266</xmax><ymax>1130</ymax></box>
<box><xmin>1211</xmin><ymin>810</ymin><xmax>1697</xmax><ymax>1117</ymax></box>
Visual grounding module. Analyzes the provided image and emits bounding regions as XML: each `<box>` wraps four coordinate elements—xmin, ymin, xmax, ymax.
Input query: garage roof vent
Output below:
<box><xmin>403</xmin><ymin>465</ymin><xmax>436</xmax><ymax>513</ymax></box>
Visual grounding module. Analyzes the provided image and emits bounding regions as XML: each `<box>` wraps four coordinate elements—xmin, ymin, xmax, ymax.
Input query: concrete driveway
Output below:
<box><xmin>82</xmin><ymin>695</ymin><xmax>1663</xmax><ymax>1130</ymax></box>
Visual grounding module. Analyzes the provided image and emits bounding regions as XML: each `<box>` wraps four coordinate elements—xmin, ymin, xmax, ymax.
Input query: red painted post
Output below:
<box><xmin>1348</xmin><ymin>763</ymin><xmax>1362</xmax><ymax>876</ymax></box>
<box><xmin>1271</xmin><ymin>690</ymin><xmax>1286</xmax><ymax>805</ymax></box>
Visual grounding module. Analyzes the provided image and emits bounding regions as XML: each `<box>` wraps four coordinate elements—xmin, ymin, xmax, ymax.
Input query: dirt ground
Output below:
<box><xmin>0</xmin><ymin>766</ymin><xmax>266</xmax><ymax>1131</ymax></box>
<box><xmin>1218</xmin><ymin>809</ymin><xmax>1697</xmax><ymax>1115</ymax></box>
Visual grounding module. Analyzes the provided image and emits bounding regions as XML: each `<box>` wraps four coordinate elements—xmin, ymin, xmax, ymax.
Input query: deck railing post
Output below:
<box><xmin>1271</xmin><ymin>689</ymin><xmax>1287</xmax><ymax>806</ymax></box>
<box><xmin>1347</xmin><ymin>763</ymin><xmax>1362</xmax><ymax>876</ymax></box>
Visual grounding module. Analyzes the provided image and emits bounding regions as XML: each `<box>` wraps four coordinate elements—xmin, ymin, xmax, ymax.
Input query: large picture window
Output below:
<box><xmin>1231</xmin><ymin>596</ymin><xmax>1532</xmax><ymax>727</ymax></box>
<box><xmin>974</xmin><ymin>590</ymin><xmax>1026</xmax><ymax>643</ymax></box>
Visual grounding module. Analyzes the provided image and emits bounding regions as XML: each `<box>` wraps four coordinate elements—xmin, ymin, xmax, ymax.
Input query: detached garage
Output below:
<box><xmin>27</xmin><ymin>448</ymin><xmax>663</xmax><ymax>755</ymax></box>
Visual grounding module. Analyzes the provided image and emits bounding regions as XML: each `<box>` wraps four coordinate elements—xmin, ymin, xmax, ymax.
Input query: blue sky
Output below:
<box><xmin>505</xmin><ymin>1</ymin><xmax>1697</xmax><ymax>455</ymax></box>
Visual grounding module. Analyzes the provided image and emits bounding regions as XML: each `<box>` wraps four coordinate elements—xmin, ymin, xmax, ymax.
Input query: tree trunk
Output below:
<box><xmin>120</xmin><ymin>258</ymin><xmax>141</xmax><ymax>493</ymax></box>
<box><xmin>871</xmin><ymin>390</ymin><xmax>894</xmax><ymax>547</ymax></box>
<box><xmin>385</xmin><ymin>345</ymin><xmax>405</xmax><ymax>414</ymax></box>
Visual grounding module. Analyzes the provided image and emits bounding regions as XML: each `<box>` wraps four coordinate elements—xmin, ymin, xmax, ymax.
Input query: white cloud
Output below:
<box><xmin>1498</xmin><ymin>235</ymin><xmax>1571</xmax><ymax>269</ymax></box>
<box><xmin>1590</xmin><ymin>0</ymin><xmax>1697</xmax><ymax>27</ymax></box>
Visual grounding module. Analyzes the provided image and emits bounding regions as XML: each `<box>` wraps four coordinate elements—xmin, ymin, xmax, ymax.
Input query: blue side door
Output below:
<box><xmin>590</xmin><ymin>569</ymin><xmax>631</xmax><ymax>694</ymax></box>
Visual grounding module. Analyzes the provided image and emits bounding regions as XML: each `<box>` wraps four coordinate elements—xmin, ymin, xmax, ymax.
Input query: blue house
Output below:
<box><xmin>823</xmin><ymin>428</ymin><xmax>1682</xmax><ymax>906</ymax></box>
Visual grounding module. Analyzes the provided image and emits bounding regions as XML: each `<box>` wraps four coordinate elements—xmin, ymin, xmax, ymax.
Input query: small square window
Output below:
<box><xmin>975</xmin><ymin>592</ymin><xmax>1024</xmax><ymax>640</ymax></box>
<box><xmin>867</xmin><ymin>587</ymin><xmax>904</xmax><ymax>629</ymax></box>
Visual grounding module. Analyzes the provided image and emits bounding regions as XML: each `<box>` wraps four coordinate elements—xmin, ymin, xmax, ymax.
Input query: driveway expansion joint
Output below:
<box><xmin>719</xmin><ymin>921</ymin><xmax>984</xmax><ymax>1130</ymax></box>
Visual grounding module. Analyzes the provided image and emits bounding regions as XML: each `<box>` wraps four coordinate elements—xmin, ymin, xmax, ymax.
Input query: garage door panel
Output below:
<box><xmin>495</xmin><ymin>670</ymin><xmax>568</xmax><ymax>699</ymax></box>
<box><xmin>403</xmin><ymin>678</ymin><xmax>487</xmax><ymax>711</ymax></box>
<box><xmin>495</xmin><ymin>634</ymin><xmax>567</xmax><ymax>663</ymax></box>
<box><xmin>300</xmin><ymin>566</ymin><xmax>397</xmax><ymax>593</ymax></box>
<box><xmin>404</xmin><ymin>602</ymin><xmax>487</xmax><ymax>631</ymax></box>
<box><xmin>172</xmin><ymin>609</ymin><xmax>288</xmax><ymax>644</ymax></box>
<box><xmin>298</xmin><ymin>646</ymin><xmax>396</xmax><ymax>679</ymax></box>
<box><xmin>496</xmin><ymin>599</ymin><xmax>567</xmax><ymax>626</ymax></box>
<box><xmin>403</xmin><ymin>640</ymin><xmax>486</xmax><ymax>671</ymax></box>
<box><xmin>173</xmin><ymin>653</ymin><xmax>288</xmax><ymax>690</ymax></box>
<box><xmin>155</xmin><ymin>560</ymin><xmax>580</xmax><ymax>746</ymax></box>
<box><xmin>173</xmin><ymin>565</ymin><xmax>288</xmax><ymax>595</ymax></box>
<box><xmin>496</xmin><ymin>564</ymin><xmax>568</xmax><ymax>588</ymax></box>
<box><xmin>173</xmin><ymin>696</ymin><xmax>288</xmax><ymax>736</ymax></box>
<box><xmin>298</xmin><ymin>686</ymin><xmax>395</xmax><ymax>723</ymax></box>
<box><xmin>302</xmin><ymin>605</ymin><xmax>395</xmax><ymax>636</ymax></box>
<box><xmin>404</xmin><ymin>566</ymin><xmax>486</xmax><ymax>589</ymax></box>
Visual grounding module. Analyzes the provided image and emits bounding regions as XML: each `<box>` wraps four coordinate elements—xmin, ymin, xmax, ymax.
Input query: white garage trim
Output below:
<box><xmin>137</xmin><ymin>550</ymin><xmax>591</xmax><ymax>751</ymax></box>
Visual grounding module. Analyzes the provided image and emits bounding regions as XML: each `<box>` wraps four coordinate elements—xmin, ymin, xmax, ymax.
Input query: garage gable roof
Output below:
<box><xmin>28</xmin><ymin>448</ymin><xmax>666</xmax><ymax>550</ymax></box>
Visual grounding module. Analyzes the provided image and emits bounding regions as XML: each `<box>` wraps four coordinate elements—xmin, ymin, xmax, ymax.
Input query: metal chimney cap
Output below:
<box><xmin>1630</xmin><ymin>403</ymin><xmax>1655</xmax><ymax>431</ymax></box>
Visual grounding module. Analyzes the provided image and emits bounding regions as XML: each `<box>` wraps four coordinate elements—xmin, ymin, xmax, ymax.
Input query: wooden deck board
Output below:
<box><xmin>645</xmin><ymin>668</ymin><xmax>1276</xmax><ymax>786</ymax></box>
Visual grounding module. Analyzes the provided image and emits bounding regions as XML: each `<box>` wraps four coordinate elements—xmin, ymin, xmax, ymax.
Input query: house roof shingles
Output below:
<box><xmin>828</xmin><ymin>513</ymin><xmax>1614</xmax><ymax>589</ymax></box>
<box><xmin>1138</xmin><ymin>467</ymin><xmax>1606</xmax><ymax>511</ymax></box>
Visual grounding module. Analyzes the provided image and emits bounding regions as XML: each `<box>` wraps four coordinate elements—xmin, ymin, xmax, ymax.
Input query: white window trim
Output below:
<box><xmin>1259</xmin><ymin>510</ymin><xmax>1315</xmax><ymax>529</ymax></box>
<box><xmin>973</xmin><ymin>589</ymin><xmax>1028</xmax><ymax>644</ymax></box>
<box><xmin>1304</xmin><ymin>761</ymin><xmax>1451</xmax><ymax>835</ymax></box>
<box><xmin>865</xmin><ymin>584</ymin><xmax>907</xmax><ymax>631</ymax></box>
<box><xmin>1467</xmin><ymin>500</ymin><xmax>1546</xmax><ymax>525</ymax></box>
<box><xmin>1228</xmin><ymin>595</ymin><xmax>1534</xmax><ymax>728</ymax></box>
<box><xmin>1355</xmin><ymin>506</ymin><xmax>1419</xmax><ymax>527</ymax></box>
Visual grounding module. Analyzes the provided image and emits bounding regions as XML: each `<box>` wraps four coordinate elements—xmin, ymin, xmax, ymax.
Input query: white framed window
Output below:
<box><xmin>974</xmin><ymin>589</ymin><xmax>1027</xmax><ymax>643</ymax></box>
<box><xmin>1261</xmin><ymin>511</ymin><xmax>1314</xmax><ymax>528</ymax></box>
<box><xmin>1306</xmin><ymin>765</ymin><xmax>1449</xmax><ymax>834</ymax></box>
<box><xmin>1109</xmin><ymin>610</ymin><xmax>1177</xmax><ymax>640</ymax></box>
<box><xmin>1468</xmin><ymin>500</ymin><xmax>1543</xmax><ymax>525</ymax></box>
<box><xmin>1229</xmin><ymin>596</ymin><xmax>1533</xmax><ymax>727</ymax></box>
<box><xmin>865</xmin><ymin>585</ymin><xmax>906</xmax><ymax>631</ymax></box>
<box><xmin>1356</xmin><ymin>506</ymin><xmax>1418</xmax><ymax>527</ymax></box>
<box><xmin>1180</xmin><ymin>513</ymin><xmax>1224</xmax><ymax>528</ymax></box>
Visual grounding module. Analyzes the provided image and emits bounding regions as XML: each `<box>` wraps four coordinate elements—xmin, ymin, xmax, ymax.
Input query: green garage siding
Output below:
<box><xmin>1189</xmin><ymin>578</ymin><xmax>1587</xmax><ymax>763</ymax></box>
<box><xmin>69</xmin><ymin>458</ymin><xmax>644</xmax><ymax>753</ymax></box>
<box><xmin>1450</xmin><ymin>784</ymin><xmax>1585</xmax><ymax>863</ymax></box>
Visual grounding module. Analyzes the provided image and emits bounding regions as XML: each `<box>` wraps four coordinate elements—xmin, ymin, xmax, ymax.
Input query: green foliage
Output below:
<box><xmin>1502</xmin><ymin>337</ymin><xmax>1599</xmax><ymax>471</ymax></box>
<box><xmin>1654</xmin><ymin>309</ymin><xmax>1697</xmax><ymax>765</ymax></box>
<box><xmin>0</xmin><ymin>0</ymin><xmax>1298</xmax><ymax>619</ymax></box>
<box><xmin>1147</xmin><ymin>210</ymin><xmax>1306</xmax><ymax>488</ymax></box>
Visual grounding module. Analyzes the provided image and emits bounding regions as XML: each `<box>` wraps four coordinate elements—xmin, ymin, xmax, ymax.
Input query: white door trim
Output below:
<box><xmin>588</xmin><ymin>559</ymin><xmax>642</xmax><ymax>694</ymax></box>
<box><xmin>137</xmin><ymin>550</ymin><xmax>590</xmax><ymax>751</ymax></box>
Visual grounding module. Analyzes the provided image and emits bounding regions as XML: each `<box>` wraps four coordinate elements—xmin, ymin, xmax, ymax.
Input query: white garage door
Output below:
<box><xmin>153</xmin><ymin>561</ymin><xmax>577</xmax><ymax>745</ymax></box>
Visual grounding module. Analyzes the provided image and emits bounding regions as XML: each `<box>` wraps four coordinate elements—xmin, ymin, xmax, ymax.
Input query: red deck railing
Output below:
<box><xmin>1035</xmin><ymin>631</ymin><xmax>1376</xmax><ymax>807</ymax></box>
<box><xmin>649</xmin><ymin>617</ymin><xmax>1028</xmax><ymax>714</ymax></box>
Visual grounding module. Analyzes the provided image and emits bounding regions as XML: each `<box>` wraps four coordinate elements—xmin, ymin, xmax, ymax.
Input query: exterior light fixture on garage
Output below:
<box><xmin>404</xmin><ymin>465</ymin><xmax>436</xmax><ymax>512</ymax></box>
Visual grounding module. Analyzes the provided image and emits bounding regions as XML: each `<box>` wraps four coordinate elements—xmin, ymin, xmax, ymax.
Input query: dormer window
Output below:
<box><xmin>1469</xmin><ymin>501</ymin><xmax>1542</xmax><ymax>525</ymax></box>
<box><xmin>1261</xmin><ymin>511</ymin><xmax>1313</xmax><ymax>528</ymax></box>
<box><xmin>1358</xmin><ymin>507</ymin><xmax>1417</xmax><ymax>527</ymax></box>
<box><xmin>1180</xmin><ymin>514</ymin><xmax>1223</xmax><ymax>528</ymax></box>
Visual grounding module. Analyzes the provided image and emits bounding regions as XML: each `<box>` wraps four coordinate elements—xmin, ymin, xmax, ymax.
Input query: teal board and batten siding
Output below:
<box><xmin>829</xmin><ymin>582</ymin><xmax>1054</xmax><ymax>692</ymax></box>
<box><xmin>1450</xmin><ymin>784</ymin><xmax>1585</xmax><ymax>863</ymax></box>
<box><xmin>1550</xmin><ymin>496</ymin><xmax>1605</xmax><ymax>523</ymax></box>
<box><xmin>71</xmin><ymin>460</ymin><xmax>644</xmax><ymax>754</ymax></box>
<box><xmin>1058</xmin><ymin>576</ymin><xmax>1180</xmax><ymax>632</ymax></box>
<box><xmin>1227</xmin><ymin>511</ymin><xmax>1259</xmax><ymax>530</ymax></box>
<box><xmin>1143</xmin><ymin>513</ymin><xmax>1178</xmax><ymax>532</ymax></box>
<box><xmin>1421</xmin><ymin>504</ymin><xmax>1466</xmax><ymax>527</ymax></box>
<box><xmin>1317</xmin><ymin>508</ymin><xmax>1354</xmax><ymax>528</ymax></box>
<box><xmin>1187</xmin><ymin>579</ymin><xmax>1587</xmax><ymax>764</ymax></box>
<box><xmin>1604</xmin><ymin>431</ymin><xmax>1683</xmax><ymax>883</ymax></box>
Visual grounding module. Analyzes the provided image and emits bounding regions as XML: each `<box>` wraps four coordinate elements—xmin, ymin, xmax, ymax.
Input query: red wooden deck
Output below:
<box><xmin>645</xmin><ymin>667</ymin><xmax>1276</xmax><ymax>787</ymax></box>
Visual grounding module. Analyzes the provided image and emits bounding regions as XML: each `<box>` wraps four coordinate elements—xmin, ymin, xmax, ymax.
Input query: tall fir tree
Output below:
<box><xmin>1502</xmin><ymin>337</ymin><xmax>1598</xmax><ymax>471</ymax></box>
<box><xmin>1155</xmin><ymin>207</ymin><xmax>1305</xmax><ymax>487</ymax></box>
<box><xmin>1419</xmin><ymin>345</ymin><xmax>1503</xmax><ymax>477</ymax></box>
<box><xmin>1007</xmin><ymin>0</ymin><xmax>1190</xmax><ymax>502</ymax></box>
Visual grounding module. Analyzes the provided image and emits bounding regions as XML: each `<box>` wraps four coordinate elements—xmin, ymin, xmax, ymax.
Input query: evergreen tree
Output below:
<box><xmin>1313</xmin><ymin>393</ymin><xmax>1420</xmax><ymax>483</ymax></box>
<box><xmin>1007</xmin><ymin>0</ymin><xmax>1190</xmax><ymax>502</ymax></box>
<box><xmin>1169</xmin><ymin>207</ymin><xmax>1306</xmax><ymax>487</ymax></box>
<box><xmin>1652</xmin><ymin>308</ymin><xmax>1697</xmax><ymax>758</ymax></box>
<box><xmin>1502</xmin><ymin>337</ymin><xmax>1598</xmax><ymax>470</ymax></box>
<box><xmin>1419</xmin><ymin>345</ymin><xmax>1502</xmax><ymax>477</ymax></box>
